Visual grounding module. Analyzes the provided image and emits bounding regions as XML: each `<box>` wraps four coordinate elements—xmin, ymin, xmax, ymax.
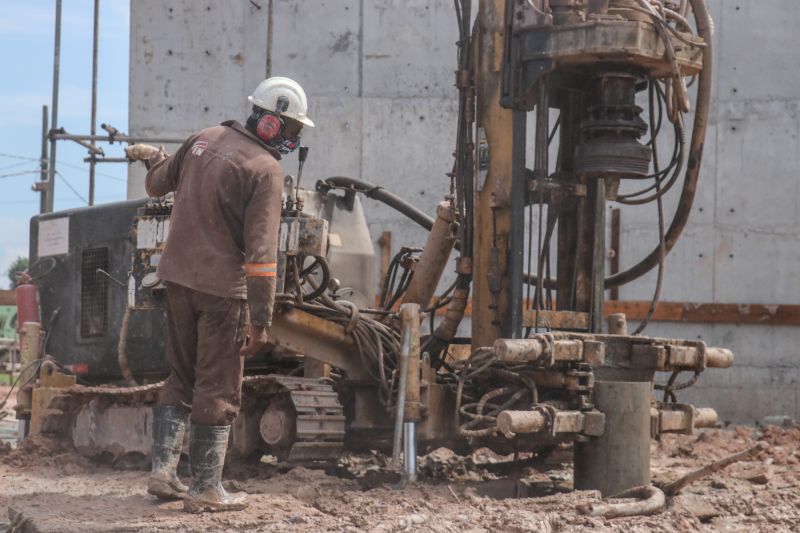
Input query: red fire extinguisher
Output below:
<box><xmin>15</xmin><ymin>272</ymin><xmax>40</xmax><ymax>332</ymax></box>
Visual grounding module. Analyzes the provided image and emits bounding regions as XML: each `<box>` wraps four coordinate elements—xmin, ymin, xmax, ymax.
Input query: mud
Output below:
<box><xmin>1</xmin><ymin>426</ymin><xmax>799</xmax><ymax>532</ymax></box>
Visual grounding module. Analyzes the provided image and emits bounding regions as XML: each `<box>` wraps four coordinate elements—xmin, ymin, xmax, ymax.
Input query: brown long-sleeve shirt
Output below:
<box><xmin>145</xmin><ymin>120</ymin><xmax>285</xmax><ymax>327</ymax></box>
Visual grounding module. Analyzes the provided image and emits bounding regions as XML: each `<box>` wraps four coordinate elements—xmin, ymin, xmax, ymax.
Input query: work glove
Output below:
<box><xmin>124</xmin><ymin>143</ymin><xmax>161</xmax><ymax>161</ymax></box>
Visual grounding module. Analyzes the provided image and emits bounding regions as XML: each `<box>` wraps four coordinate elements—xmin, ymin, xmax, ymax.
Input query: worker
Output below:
<box><xmin>124</xmin><ymin>77</ymin><xmax>314</xmax><ymax>513</ymax></box>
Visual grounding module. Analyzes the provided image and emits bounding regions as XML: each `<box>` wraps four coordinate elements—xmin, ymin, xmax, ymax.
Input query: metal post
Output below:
<box><xmin>15</xmin><ymin>322</ymin><xmax>43</xmax><ymax>442</ymax></box>
<box><xmin>403</xmin><ymin>421</ymin><xmax>417</xmax><ymax>482</ymax></box>
<box><xmin>609</xmin><ymin>208</ymin><xmax>621</xmax><ymax>300</ymax></box>
<box><xmin>472</xmin><ymin>0</ymin><xmax>515</xmax><ymax>347</ymax></box>
<box><xmin>46</xmin><ymin>0</ymin><xmax>63</xmax><ymax>213</ymax></box>
<box><xmin>556</xmin><ymin>90</ymin><xmax>583</xmax><ymax>311</ymax></box>
<box><xmin>38</xmin><ymin>106</ymin><xmax>49</xmax><ymax>214</ymax></box>
<box><xmin>391</xmin><ymin>315</ymin><xmax>411</xmax><ymax>468</ymax></box>
<box><xmin>89</xmin><ymin>0</ymin><xmax>99</xmax><ymax>206</ymax></box>
<box><xmin>508</xmin><ymin>108</ymin><xmax>527</xmax><ymax>339</ymax></box>
<box><xmin>402</xmin><ymin>304</ymin><xmax>420</xmax><ymax>483</ymax></box>
<box><xmin>590</xmin><ymin>179</ymin><xmax>606</xmax><ymax>333</ymax></box>
<box><xmin>51</xmin><ymin>133</ymin><xmax>185</xmax><ymax>144</ymax></box>
<box><xmin>403</xmin><ymin>304</ymin><xmax>421</xmax><ymax>424</ymax></box>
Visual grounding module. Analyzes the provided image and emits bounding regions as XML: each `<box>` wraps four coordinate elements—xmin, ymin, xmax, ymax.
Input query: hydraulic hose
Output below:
<box><xmin>605</xmin><ymin>0</ymin><xmax>713</xmax><ymax>289</ymax></box>
<box><xmin>321</xmin><ymin>176</ymin><xmax>434</xmax><ymax>232</ymax></box>
<box><xmin>322</xmin><ymin>176</ymin><xmax>557</xmax><ymax>290</ymax></box>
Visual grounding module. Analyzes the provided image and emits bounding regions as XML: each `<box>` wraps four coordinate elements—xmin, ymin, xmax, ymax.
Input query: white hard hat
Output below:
<box><xmin>248</xmin><ymin>76</ymin><xmax>315</xmax><ymax>128</ymax></box>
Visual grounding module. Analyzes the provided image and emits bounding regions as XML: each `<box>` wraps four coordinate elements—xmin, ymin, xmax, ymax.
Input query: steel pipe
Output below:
<box><xmin>574</xmin><ymin>381</ymin><xmax>651</xmax><ymax>496</ymax></box>
<box><xmin>403</xmin><ymin>421</ymin><xmax>417</xmax><ymax>483</ymax></box>
<box><xmin>392</xmin><ymin>305</ymin><xmax>414</xmax><ymax>468</ymax></box>
<box><xmin>89</xmin><ymin>0</ymin><xmax>99</xmax><ymax>206</ymax></box>
<box><xmin>51</xmin><ymin>133</ymin><xmax>186</xmax><ymax>145</ymax></box>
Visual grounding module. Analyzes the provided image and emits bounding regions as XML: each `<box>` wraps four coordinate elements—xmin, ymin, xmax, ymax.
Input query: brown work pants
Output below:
<box><xmin>159</xmin><ymin>282</ymin><xmax>247</xmax><ymax>426</ymax></box>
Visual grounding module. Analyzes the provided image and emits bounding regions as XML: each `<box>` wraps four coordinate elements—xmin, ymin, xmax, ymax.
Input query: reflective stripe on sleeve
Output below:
<box><xmin>245</xmin><ymin>263</ymin><xmax>278</xmax><ymax>277</ymax></box>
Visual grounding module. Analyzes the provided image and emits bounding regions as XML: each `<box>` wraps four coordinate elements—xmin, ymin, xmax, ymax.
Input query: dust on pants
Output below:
<box><xmin>159</xmin><ymin>282</ymin><xmax>247</xmax><ymax>426</ymax></box>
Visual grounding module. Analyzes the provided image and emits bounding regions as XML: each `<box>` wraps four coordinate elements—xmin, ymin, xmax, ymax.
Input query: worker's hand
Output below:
<box><xmin>124</xmin><ymin>143</ymin><xmax>161</xmax><ymax>161</ymax></box>
<box><xmin>240</xmin><ymin>324</ymin><xmax>269</xmax><ymax>357</ymax></box>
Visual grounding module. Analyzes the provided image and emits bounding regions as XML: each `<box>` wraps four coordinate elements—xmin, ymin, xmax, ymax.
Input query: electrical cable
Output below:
<box><xmin>632</xmin><ymin>81</ymin><xmax>668</xmax><ymax>335</ymax></box>
<box><xmin>54</xmin><ymin>170</ymin><xmax>88</xmax><ymax>204</ymax></box>
<box><xmin>0</xmin><ymin>170</ymin><xmax>41</xmax><ymax>179</ymax></box>
<box><xmin>617</xmin><ymin>83</ymin><xmax>686</xmax><ymax>204</ymax></box>
<box><xmin>0</xmin><ymin>152</ymin><xmax>41</xmax><ymax>162</ymax></box>
<box><xmin>0</xmin><ymin>161</ymin><xmax>34</xmax><ymax>172</ymax></box>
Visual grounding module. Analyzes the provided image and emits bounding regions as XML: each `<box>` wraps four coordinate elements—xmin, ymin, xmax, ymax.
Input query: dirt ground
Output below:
<box><xmin>0</xmin><ymin>421</ymin><xmax>798</xmax><ymax>533</ymax></box>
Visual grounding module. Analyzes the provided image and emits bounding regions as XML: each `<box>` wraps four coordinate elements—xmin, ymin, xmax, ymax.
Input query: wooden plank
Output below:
<box><xmin>605</xmin><ymin>300</ymin><xmax>800</xmax><ymax>326</ymax></box>
<box><xmin>0</xmin><ymin>290</ymin><xmax>15</xmax><ymax>306</ymax></box>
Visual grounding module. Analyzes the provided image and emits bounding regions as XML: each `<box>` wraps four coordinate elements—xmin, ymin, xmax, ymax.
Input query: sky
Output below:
<box><xmin>0</xmin><ymin>0</ymin><xmax>130</xmax><ymax>287</ymax></box>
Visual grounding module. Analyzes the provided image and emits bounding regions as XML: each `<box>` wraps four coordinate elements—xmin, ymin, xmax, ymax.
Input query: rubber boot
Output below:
<box><xmin>148</xmin><ymin>404</ymin><xmax>190</xmax><ymax>500</ymax></box>
<box><xmin>183</xmin><ymin>424</ymin><xmax>247</xmax><ymax>513</ymax></box>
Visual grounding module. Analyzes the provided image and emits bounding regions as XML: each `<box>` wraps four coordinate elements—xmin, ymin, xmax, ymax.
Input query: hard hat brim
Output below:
<box><xmin>297</xmin><ymin>116</ymin><xmax>315</xmax><ymax>128</ymax></box>
<box><xmin>247</xmin><ymin>95</ymin><xmax>315</xmax><ymax>128</ymax></box>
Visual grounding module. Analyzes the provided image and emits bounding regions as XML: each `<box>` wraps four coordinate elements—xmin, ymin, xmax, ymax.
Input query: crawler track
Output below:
<box><xmin>32</xmin><ymin>375</ymin><xmax>346</xmax><ymax>465</ymax></box>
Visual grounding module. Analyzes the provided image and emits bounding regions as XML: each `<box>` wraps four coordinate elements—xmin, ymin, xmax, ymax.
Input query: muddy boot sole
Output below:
<box><xmin>183</xmin><ymin>494</ymin><xmax>248</xmax><ymax>513</ymax></box>
<box><xmin>148</xmin><ymin>475</ymin><xmax>188</xmax><ymax>501</ymax></box>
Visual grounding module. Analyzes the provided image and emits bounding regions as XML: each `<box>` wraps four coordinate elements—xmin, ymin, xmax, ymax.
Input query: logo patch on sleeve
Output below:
<box><xmin>191</xmin><ymin>140</ymin><xmax>208</xmax><ymax>156</ymax></box>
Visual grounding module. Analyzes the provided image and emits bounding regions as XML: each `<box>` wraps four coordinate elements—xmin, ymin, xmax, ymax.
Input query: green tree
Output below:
<box><xmin>7</xmin><ymin>256</ymin><xmax>28</xmax><ymax>289</ymax></box>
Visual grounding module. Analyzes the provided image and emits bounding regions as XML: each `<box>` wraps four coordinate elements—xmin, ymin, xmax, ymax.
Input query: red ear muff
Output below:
<box><xmin>256</xmin><ymin>114</ymin><xmax>282</xmax><ymax>142</ymax></box>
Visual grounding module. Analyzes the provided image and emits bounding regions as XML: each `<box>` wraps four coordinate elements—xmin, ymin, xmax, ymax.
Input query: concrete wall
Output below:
<box><xmin>620</xmin><ymin>0</ymin><xmax>800</xmax><ymax>423</ymax></box>
<box><xmin>129</xmin><ymin>0</ymin><xmax>800</xmax><ymax>423</ymax></box>
<box><xmin>128</xmin><ymin>0</ymin><xmax>458</xmax><ymax>253</ymax></box>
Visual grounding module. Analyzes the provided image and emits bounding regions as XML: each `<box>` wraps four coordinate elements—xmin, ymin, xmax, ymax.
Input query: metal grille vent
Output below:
<box><xmin>80</xmin><ymin>247</ymin><xmax>109</xmax><ymax>338</ymax></box>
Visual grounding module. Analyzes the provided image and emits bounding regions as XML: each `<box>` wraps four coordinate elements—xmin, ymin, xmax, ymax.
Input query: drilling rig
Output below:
<box><xmin>17</xmin><ymin>0</ymin><xmax>728</xmax><ymax>497</ymax></box>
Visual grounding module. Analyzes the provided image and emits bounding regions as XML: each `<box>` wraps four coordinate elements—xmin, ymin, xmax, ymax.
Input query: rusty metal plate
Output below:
<box><xmin>522</xmin><ymin>309</ymin><xmax>590</xmax><ymax>330</ymax></box>
<box><xmin>519</xmin><ymin>20</ymin><xmax>704</xmax><ymax>78</ymax></box>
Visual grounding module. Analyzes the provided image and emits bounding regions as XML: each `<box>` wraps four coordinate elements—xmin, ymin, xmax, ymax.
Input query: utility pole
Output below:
<box><xmin>34</xmin><ymin>106</ymin><xmax>49</xmax><ymax>214</ymax></box>
<box><xmin>45</xmin><ymin>0</ymin><xmax>63</xmax><ymax>213</ymax></box>
<box><xmin>89</xmin><ymin>0</ymin><xmax>99</xmax><ymax>206</ymax></box>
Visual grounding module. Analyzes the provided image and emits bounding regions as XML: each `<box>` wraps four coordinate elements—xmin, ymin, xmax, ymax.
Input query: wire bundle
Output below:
<box><xmin>452</xmin><ymin>349</ymin><xmax>541</xmax><ymax>438</ymax></box>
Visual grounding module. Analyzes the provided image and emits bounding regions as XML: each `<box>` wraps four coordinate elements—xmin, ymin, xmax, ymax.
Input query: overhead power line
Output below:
<box><xmin>55</xmin><ymin>171</ymin><xmax>88</xmax><ymax>204</ymax></box>
<box><xmin>0</xmin><ymin>151</ymin><xmax>127</xmax><ymax>183</ymax></box>
<box><xmin>0</xmin><ymin>160</ymin><xmax>34</xmax><ymax>172</ymax></box>
<box><xmin>0</xmin><ymin>152</ymin><xmax>41</xmax><ymax>162</ymax></box>
<box><xmin>0</xmin><ymin>170</ymin><xmax>41</xmax><ymax>179</ymax></box>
